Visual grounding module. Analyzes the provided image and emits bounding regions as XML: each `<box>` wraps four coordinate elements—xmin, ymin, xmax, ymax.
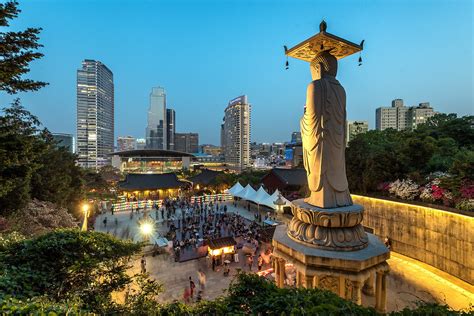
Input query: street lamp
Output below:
<box><xmin>81</xmin><ymin>203</ymin><xmax>89</xmax><ymax>232</ymax></box>
<box><xmin>139</xmin><ymin>220</ymin><xmax>155</xmax><ymax>244</ymax></box>
<box><xmin>273</xmin><ymin>193</ymin><xmax>285</xmax><ymax>220</ymax></box>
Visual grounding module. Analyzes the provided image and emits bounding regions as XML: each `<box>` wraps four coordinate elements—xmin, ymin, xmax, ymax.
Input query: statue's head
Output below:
<box><xmin>310</xmin><ymin>50</ymin><xmax>338</xmax><ymax>80</ymax></box>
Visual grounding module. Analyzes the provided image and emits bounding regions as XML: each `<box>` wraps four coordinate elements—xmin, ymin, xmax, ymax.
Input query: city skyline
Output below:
<box><xmin>0</xmin><ymin>0</ymin><xmax>472</xmax><ymax>145</ymax></box>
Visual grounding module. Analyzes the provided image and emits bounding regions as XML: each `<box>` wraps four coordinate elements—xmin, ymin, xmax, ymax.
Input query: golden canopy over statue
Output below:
<box><xmin>286</xmin><ymin>21</ymin><xmax>363</xmax><ymax>208</ymax></box>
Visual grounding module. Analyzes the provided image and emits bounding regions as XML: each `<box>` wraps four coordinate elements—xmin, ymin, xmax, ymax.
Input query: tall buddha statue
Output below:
<box><xmin>285</xmin><ymin>20</ymin><xmax>363</xmax><ymax>209</ymax></box>
<box><xmin>300</xmin><ymin>50</ymin><xmax>352</xmax><ymax>208</ymax></box>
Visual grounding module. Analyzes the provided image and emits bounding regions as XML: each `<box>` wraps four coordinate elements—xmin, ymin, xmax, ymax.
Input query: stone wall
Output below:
<box><xmin>352</xmin><ymin>195</ymin><xmax>474</xmax><ymax>285</ymax></box>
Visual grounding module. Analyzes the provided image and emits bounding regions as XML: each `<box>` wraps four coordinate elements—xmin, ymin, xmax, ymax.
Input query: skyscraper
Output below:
<box><xmin>117</xmin><ymin>136</ymin><xmax>136</xmax><ymax>151</ymax></box>
<box><xmin>175</xmin><ymin>133</ymin><xmax>199</xmax><ymax>153</ymax></box>
<box><xmin>76</xmin><ymin>59</ymin><xmax>114</xmax><ymax>169</ymax></box>
<box><xmin>146</xmin><ymin>87</ymin><xmax>167</xmax><ymax>149</ymax></box>
<box><xmin>223</xmin><ymin>95</ymin><xmax>251</xmax><ymax>170</ymax></box>
<box><xmin>166</xmin><ymin>108</ymin><xmax>176</xmax><ymax>150</ymax></box>
<box><xmin>346</xmin><ymin>121</ymin><xmax>369</xmax><ymax>146</ymax></box>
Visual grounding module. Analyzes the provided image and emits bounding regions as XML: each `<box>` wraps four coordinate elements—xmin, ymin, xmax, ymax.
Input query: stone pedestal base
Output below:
<box><xmin>272</xmin><ymin>225</ymin><xmax>390</xmax><ymax>312</ymax></box>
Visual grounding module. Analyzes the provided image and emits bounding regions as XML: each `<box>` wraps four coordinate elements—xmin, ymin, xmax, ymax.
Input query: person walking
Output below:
<box><xmin>183</xmin><ymin>287</ymin><xmax>191</xmax><ymax>304</ymax></box>
<box><xmin>257</xmin><ymin>255</ymin><xmax>264</xmax><ymax>271</ymax></box>
<box><xmin>189</xmin><ymin>276</ymin><xmax>196</xmax><ymax>298</ymax></box>
<box><xmin>198</xmin><ymin>269</ymin><xmax>206</xmax><ymax>290</ymax></box>
<box><xmin>140</xmin><ymin>255</ymin><xmax>147</xmax><ymax>274</ymax></box>
<box><xmin>248</xmin><ymin>255</ymin><xmax>253</xmax><ymax>271</ymax></box>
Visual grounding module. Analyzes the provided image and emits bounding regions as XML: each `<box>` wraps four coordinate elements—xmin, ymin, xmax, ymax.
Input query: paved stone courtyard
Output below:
<box><xmin>94</xmin><ymin>202</ymin><xmax>473</xmax><ymax>312</ymax></box>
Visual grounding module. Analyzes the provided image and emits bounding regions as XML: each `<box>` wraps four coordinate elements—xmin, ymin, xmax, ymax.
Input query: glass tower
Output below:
<box><xmin>76</xmin><ymin>59</ymin><xmax>114</xmax><ymax>169</ymax></box>
<box><xmin>223</xmin><ymin>95</ymin><xmax>251</xmax><ymax>170</ymax></box>
<box><xmin>146</xmin><ymin>87</ymin><xmax>167</xmax><ymax>149</ymax></box>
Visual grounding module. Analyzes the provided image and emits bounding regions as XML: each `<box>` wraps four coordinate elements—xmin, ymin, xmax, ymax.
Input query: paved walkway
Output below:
<box><xmin>382</xmin><ymin>252</ymin><xmax>474</xmax><ymax>312</ymax></box>
<box><xmin>94</xmin><ymin>201</ymin><xmax>473</xmax><ymax>312</ymax></box>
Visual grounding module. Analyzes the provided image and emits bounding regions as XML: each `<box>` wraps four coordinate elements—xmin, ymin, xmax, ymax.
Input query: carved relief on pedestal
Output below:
<box><xmin>318</xmin><ymin>275</ymin><xmax>339</xmax><ymax>294</ymax></box>
<box><xmin>344</xmin><ymin>279</ymin><xmax>354</xmax><ymax>301</ymax></box>
<box><xmin>288</xmin><ymin>217</ymin><xmax>369</xmax><ymax>251</ymax></box>
<box><xmin>291</xmin><ymin>203</ymin><xmax>364</xmax><ymax>227</ymax></box>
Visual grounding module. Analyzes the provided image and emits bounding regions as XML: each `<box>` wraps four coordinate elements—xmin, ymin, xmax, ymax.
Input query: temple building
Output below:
<box><xmin>111</xmin><ymin>149</ymin><xmax>194</xmax><ymax>173</ymax></box>
<box><xmin>118</xmin><ymin>173</ymin><xmax>188</xmax><ymax>200</ymax></box>
<box><xmin>262</xmin><ymin>168</ymin><xmax>307</xmax><ymax>195</ymax></box>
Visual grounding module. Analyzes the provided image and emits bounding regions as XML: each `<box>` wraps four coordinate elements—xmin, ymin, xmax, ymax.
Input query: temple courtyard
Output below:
<box><xmin>94</xmin><ymin>202</ymin><xmax>474</xmax><ymax>312</ymax></box>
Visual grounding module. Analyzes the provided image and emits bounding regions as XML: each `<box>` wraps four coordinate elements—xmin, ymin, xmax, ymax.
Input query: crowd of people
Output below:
<box><xmin>97</xmin><ymin>195</ymin><xmax>277</xmax><ymax>304</ymax></box>
<box><xmin>148</xmin><ymin>197</ymin><xmax>265</xmax><ymax>262</ymax></box>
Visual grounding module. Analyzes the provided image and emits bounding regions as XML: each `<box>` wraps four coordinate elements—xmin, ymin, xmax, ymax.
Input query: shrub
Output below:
<box><xmin>388</xmin><ymin>179</ymin><xmax>420</xmax><ymax>200</ymax></box>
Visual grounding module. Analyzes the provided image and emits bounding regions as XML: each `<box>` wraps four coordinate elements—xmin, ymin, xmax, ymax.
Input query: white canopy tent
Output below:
<box><xmin>227</xmin><ymin>181</ymin><xmax>292</xmax><ymax>212</ymax></box>
<box><xmin>262</xmin><ymin>189</ymin><xmax>292</xmax><ymax>210</ymax></box>
<box><xmin>238</xmin><ymin>184</ymin><xmax>257</xmax><ymax>201</ymax></box>
<box><xmin>227</xmin><ymin>182</ymin><xmax>244</xmax><ymax>196</ymax></box>
<box><xmin>253</xmin><ymin>186</ymin><xmax>271</xmax><ymax>205</ymax></box>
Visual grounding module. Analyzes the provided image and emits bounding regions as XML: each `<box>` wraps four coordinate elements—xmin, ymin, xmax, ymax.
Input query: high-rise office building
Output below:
<box><xmin>117</xmin><ymin>136</ymin><xmax>136</xmax><ymax>151</ymax></box>
<box><xmin>146</xmin><ymin>87</ymin><xmax>167</xmax><ymax>149</ymax></box>
<box><xmin>52</xmin><ymin>133</ymin><xmax>75</xmax><ymax>154</ymax></box>
<box><xmin>76</xmin><ymin>59</ymin><xmax>114</xmax><ymax>169</ymax></box>
<box><xmin>222</xmin><ymin>95</ymin><xmax>251</xmax><ymax>169</ymax></box>
<box><xmin>346</xmin><ymin>121</ymin><xmax>369</xmax><ymax>146</ymax></box>
<box><xmin>376</xmin><ymin>99</ymin><xmax>436</xmax><ymax>131</ymax></box>
<box><xmin>175</xmin><ymin>133</ymin><xmax>199</xmax><ymax>153</ymax></box>
<box><xmin>166</xmin><ymin>108</ymin><xmax>176</xmax><ymax>150</ymax></box>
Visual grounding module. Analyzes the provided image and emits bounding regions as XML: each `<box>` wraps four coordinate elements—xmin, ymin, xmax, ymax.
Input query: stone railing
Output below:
<box><xmin>352</xmin><ymin>195</ymin><xmax>473</xmax><ymax>285</ymax></box>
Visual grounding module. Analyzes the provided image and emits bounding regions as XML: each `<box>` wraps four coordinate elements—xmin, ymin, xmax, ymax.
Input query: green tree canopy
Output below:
<box><xmin>0</xmin><ymin>100</ymin><xmax>85</xmax><ymax>214</ymax></box>
<box><xmin>346</xmin><ymin>114</ymin><xmax>473</xmax><ymax>196</ymax></box>
<box><xmin>0</xmin><ymin>229</ymin><xmax>142</xmax><ymax>312</ymax></box>
<box><xmin>0</xmin><ymin>1</ymin><xmax>47</xmax><ymax>94</ymax></box>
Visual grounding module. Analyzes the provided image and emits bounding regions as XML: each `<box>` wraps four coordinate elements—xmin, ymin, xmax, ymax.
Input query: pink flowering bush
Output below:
<box><xmin>460</xmin><ymin>184</ymin><xmax>474</xmax><ymax>199</ymax></box>
<box><xmin>420</xmin><ymin>178</ymin><xmax>453</xmax><ymax>204</ymax></box>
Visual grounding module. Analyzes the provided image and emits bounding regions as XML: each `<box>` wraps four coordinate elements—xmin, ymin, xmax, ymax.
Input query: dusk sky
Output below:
<box><xmin>0</xmin><ymin>0</ymin><xmax>472</xmax><ymax>145</ymax></box>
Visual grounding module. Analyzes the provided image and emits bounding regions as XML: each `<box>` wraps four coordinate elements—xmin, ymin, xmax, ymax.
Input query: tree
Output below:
<box><xmin>0</xmin><ymin>99</ymin><xmax>45</xmax><ymax>212</ymax></box>
<box><xmin>30</xmin><ymin>131</ymin><xmax>85</xmax><ymax>209</ymax></box>
<box><xmin>0</xmin><ymin>229</ymin><xmax>142</xmax><ymax>313</ymax></box>
<box><xmin>0</xmin><ymin>101</ymin><xmax>84</xmax><ymax>214</ymax></box>
<box><xmin>0</xmin><ymin>1</ymin><xmax>47</xmax><ymax>94</ymax></box>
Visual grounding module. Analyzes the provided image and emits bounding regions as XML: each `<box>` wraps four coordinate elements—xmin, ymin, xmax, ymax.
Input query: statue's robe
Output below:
<box><xmin>300</xmin><ymin>75</ymin><xmax>352</xmax><ymax>208</ymax></box>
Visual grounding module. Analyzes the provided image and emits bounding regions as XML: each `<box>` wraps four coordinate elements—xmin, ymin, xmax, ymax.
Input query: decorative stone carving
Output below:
<box><xmin>288</xmin><ymin>200</ymin><xmax>369</xmax><ymax>251</ymax></box>
<box><xmin>288</xmin><ymin>217</ymin><xmax>368</xmax><ymax>251</ymax></box>
<box><xmin>318</xmin><ymin>275</ymin><xmax>339</xmax><ymax>294</ymax></box>
<box><xmin>291</xmin><ymin>201</ymin><xmax>364</xmax><ymax>227</ymax></box>
<box><xmin>344</xmin><ymin>279</ymin><xmax>354</xmax><ymax>301</ymax></box>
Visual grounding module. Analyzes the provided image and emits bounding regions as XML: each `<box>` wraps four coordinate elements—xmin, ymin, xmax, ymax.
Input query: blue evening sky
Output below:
<box><xmin>1</xmin><ymin>0</ymin><xmax>472</xmax><ymax>145</ymax></box>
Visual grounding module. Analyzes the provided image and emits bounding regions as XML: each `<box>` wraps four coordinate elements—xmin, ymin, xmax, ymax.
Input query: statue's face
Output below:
<box><xmin>310</xmin><ymin>63</ymin><xmax>322</xmax><ymax>80</ymax></box>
